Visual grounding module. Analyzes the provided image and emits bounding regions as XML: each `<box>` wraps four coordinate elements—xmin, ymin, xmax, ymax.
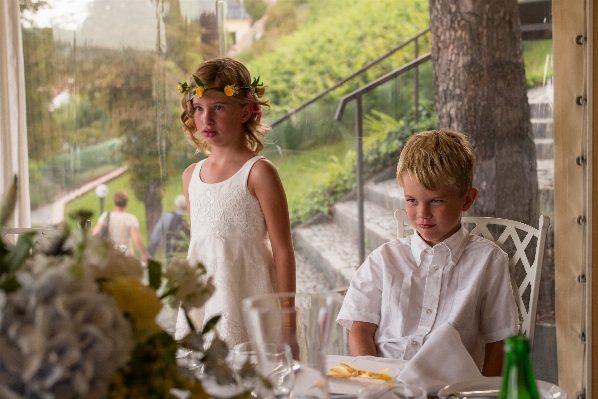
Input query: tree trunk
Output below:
<box><xmin>428</xmin><ymin>0</ymin><xmax>538</xmax><ymax>227</ymax></box>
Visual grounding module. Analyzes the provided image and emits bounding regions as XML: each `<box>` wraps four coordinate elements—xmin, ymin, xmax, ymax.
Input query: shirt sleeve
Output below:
<box><xmin>336</xmin><ymin>250</ymin><xmax>385</xmax><ymax>329</ymax></box>
<box><xmin>479</xmin><ymin>249</ymin><xmax>519</xmax><ymax>343</ymax></box>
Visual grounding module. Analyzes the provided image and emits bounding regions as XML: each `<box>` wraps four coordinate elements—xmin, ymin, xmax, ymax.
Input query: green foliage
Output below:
<box><xmin>285</xmin><ymin>109</ymin><xmax>436</xmax><ymax>226</ymax></box>
<box><xmin>523</xmin><ymin>39</ymin><xmax>553</xmax><ymax>87</ymax></box>
<box><xmin>244</xmin><ymin>0</ymin><xmax>268</xmax><ymax>22</ymax></box>
<box><xmin>243</xmin><ymin>0</ymin><xmax>430</xmax><ymax>111</ymax></box>
<box><xmin>264</xmin><ymin>1</ymin><xmax>298</xmax><ymax>35</ymax></box>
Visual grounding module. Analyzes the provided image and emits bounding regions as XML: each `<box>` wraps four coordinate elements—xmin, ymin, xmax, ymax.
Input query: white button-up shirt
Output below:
<box><xmin>337</xmin><ymin>226</ymin><xmax>519</xmax><ymax>368</ymax></box>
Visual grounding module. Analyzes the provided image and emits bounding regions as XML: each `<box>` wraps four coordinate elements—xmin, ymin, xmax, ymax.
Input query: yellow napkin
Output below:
<box><xmin>328</xmin><ymin>362</ymin><xmax>394</xmax><ymax>381</ymax></box>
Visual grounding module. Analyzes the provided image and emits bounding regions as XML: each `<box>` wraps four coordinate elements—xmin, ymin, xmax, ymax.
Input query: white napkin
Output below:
<box><xmin>397</xmin><ymin>322</ymin><xmax>483</xmax><ymax>394</ymax></box>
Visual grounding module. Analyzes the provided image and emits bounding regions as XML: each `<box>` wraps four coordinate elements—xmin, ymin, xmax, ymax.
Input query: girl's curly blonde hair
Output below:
<box><xmin>179</xmin><ymin>57</ymin><xmax>270</xmax><ymax>154</ymax></box>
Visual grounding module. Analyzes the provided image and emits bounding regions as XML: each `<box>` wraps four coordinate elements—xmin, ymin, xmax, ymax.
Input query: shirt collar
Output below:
<box><xmin>410</xmin><ymin>226</ymin><xmax>471</xmax><ymax>266</ymax></box>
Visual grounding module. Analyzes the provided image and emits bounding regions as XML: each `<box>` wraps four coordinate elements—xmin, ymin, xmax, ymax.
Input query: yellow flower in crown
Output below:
<box><xmin>255</xmin><ymin>86</ymin><xmax>266</xmax><ymax>98</ymax></box>
<box><xmin>223</xmin><ymin>85</ymin><xmax>238</xmax><ymax>97</ymax></box>
<box><xmin>250</xmin><ymin>76</ymin><xmax>266</xmax><ymax>98</ymax></box>
<box><xmin>195</xmin><ymin>86</ymin><xmax>205</xmax><ymax>98</ymax></box>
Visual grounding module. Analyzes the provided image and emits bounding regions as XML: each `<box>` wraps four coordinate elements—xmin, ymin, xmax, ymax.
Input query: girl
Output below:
<box><xmin>177</xmin><ymin>57</ymin><xmax>296</xmax><ymax>346</ymax></box>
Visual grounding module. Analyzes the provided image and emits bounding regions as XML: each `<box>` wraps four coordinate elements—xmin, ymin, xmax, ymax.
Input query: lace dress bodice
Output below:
<box><xmin>184</xmin><ymin>155</ymin><xmax>277</xmax><ymax>346</ymax></box>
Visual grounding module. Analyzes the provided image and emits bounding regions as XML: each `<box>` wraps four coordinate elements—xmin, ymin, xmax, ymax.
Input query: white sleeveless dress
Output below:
<box><xmin>183</xmin><ymin>155</ymin><xmax>277</xmax><ymax>346</ymax></box>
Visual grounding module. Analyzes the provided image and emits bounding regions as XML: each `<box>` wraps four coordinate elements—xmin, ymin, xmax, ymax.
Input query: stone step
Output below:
<box><xmin>292</xmin><ymin>222</ymin><xmax>361</xmax><ymax>288</ymax></box>
<box><xmin>531</xmin><ymin>118</ymin><xmax>554</xmax><ymax>139</ymax></box>
<box><xmin>535</xmin><ymin>138</ymin><xmax>554</xmax><ymax>160</ymax></box>
<box><xmin>529</xmin><ymin>102</ymin><xmax>553</xmax><ymax>120</ymax></box>
<box><xmin>365</xmin><ymin>179</ymin><xmax>405</xmax><ymax>211</ymax></box>
<box><xmin>333</xmin><ymin>200</ymin><xmax>397</xmax><ymax>252</ymax></box>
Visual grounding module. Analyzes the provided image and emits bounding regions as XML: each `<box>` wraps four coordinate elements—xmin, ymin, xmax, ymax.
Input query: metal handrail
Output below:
<box><xmin>270</xmin><ymin>28</ymin><xmax>430</xmax><ymax>128</ymax></box>
<box><xmin>335</xmin><ymin>52</ymin><xmax>432</xmax><ymax>263</ymax></box>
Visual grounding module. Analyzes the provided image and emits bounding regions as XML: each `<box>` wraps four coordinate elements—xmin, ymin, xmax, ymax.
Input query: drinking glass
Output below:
<box><xmin>255</xmin><ymin>343</ymin><xmax>295</xmax><ymax>399</ymax></box>
<box><xmin>232</xmin><ymin>341</ymin><xmax>259</xmax><ymax>392</ymax></box>
<box><xmin>242</xmin><ymin>292</ymin><xmax>348</xmax><ymax>399</ymax></box>
<box><xmin>357</xmin><ymin>382</ymin><xmax>427</xmax><ymax>399</ymax></box>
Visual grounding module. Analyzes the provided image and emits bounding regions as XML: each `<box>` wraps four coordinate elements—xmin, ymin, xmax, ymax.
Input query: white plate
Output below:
<box><xmin>437</xmin><ymin>377</ymin><xmax>566</xmax><ymax>399</ymax></box>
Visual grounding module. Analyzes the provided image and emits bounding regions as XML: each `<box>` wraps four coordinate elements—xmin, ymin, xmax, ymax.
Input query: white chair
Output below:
<box><xmin>394</xmin><ymin>209</ymin><xmax>550</xmax><ymax>346</ymax></box>
<box><xmin>1</xmin><ymin>227</ymin><xmax>62</xmax><ymax>247</ymax></box>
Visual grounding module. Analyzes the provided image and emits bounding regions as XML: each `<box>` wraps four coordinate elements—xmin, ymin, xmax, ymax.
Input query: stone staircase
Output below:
<box><xmin>291</xmin><ymin>85</ymin><xmax>557</xmax><ymax>383</ymax></box>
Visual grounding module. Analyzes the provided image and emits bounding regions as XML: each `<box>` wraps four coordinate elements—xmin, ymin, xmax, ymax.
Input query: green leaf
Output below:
<box><xmin>192</xmin><ymin>75</ymin><xmax>203</xmax><ymax>87</ymax></box>
<box><xmin>3</xmin><ymin>232</ymin><xmax>35</xmax><ymax>273</ymax></box>
<box><xmin>202</xmin><ymin>315</ymin><xmax>221</xmax><ymax>335</ymax></box>
<box><xmin>147</xmin><ymin>258</ymin><xmax>162</xmax><ymax>290</ymax></box>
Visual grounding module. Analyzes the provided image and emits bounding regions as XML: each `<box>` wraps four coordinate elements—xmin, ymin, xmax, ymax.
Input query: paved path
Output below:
<box><xmin>31</xmin><ymin>166</ymin><xmax>128</xmax><ymax>227</ymax></box>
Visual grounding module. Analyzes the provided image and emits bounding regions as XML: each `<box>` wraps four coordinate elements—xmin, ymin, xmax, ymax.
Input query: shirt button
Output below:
<box><xmin>426</xmin><ymin>308</ymin><xmax>432</xmax><ymax>314</ymax></box>
<box><xmin>411</xmin><ymin>341</ymin><xmax>418</xmax><ymax>347</ymax></box>
<box><xmin>434</xmin><ymin>266</ymin><xmax>440</xmax><ymax>271</ymax></box>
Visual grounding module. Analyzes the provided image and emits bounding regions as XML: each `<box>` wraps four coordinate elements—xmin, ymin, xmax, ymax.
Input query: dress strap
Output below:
<box><xmin>191</xmin><ymin>159</ymin><xmax>206</xmax><ymax>184</ymax></box>
<box><xmin>239</xmin><ymin>155</ymin><xmax>265</xmax><ymax>184</ymax></box>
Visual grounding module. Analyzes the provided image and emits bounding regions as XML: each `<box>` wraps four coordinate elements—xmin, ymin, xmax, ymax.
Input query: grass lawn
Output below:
<box><xmin>265</xmin><ymin>138</ymin><xmax>355</xmax><ymax>213</ymax></box>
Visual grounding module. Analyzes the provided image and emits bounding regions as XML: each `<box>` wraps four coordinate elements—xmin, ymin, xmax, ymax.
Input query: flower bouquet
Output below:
<box><xmin>0</xmin><ymin>177</ymin><xmax>254</xmax><ymax>399</ymax></box>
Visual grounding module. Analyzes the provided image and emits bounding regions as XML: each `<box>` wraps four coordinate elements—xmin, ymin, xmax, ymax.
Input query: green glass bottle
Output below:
<box><xmin>499</xmin><ymin>335</ymin><xmax>540</xmax><ymax>399</ymax></box>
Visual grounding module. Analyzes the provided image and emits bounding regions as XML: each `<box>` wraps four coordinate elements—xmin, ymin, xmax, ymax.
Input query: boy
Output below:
<box><xmin>336</xmin><ymin>129</ymin><xmax>518</xmax><ymax>376</ymax></box>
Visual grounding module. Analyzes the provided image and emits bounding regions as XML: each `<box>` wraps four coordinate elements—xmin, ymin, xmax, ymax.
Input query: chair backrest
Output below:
<box><xmin>394</xmin><ymin>209</ymin><xmax>550</xmax><ymax>346</ymax></box>
<box><xmin>1</xmin><ymin>227</ymin><xmax>62</xmax><ymax>247</ymax></box>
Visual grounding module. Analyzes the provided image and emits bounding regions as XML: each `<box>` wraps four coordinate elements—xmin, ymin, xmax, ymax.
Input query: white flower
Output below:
<box><xmin>0</xmin><ymin>263</ymin><xmax>134</xmax><ymax>399</ymax></box>
<box><xmin>163</xmin><ymin>259</ymin><xmax>215</xmax><ymax>311</ymax></box>
<box><xmin>83</xmin><ymin>236</ymin><xmax>144</xmax><ymax>280</ymax></box>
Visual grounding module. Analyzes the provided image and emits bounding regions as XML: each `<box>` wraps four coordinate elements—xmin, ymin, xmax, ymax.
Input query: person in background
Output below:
<box><xmin>92</xmin><ymin>190</ymin><xmax>149</xmax><ymax>263</ymax></box>
<box><xmin>337</xmin><ymin>129</ymin><xmax>518</xmax><ymax>376</ymax></box>
<box><xmin>176</xmin><ymin>56</ymin><xmax>296</xmax><ymax>347</ymax></box>
<box><xmin>148</xmin><ymin>194</ymin><xmax>190</xmax><ymax>260</ymax></box>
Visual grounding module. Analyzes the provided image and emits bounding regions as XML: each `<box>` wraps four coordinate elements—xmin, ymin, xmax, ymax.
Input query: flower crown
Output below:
<box><xmin>178</xmin><ymin>75</ymin><xmax>266</xmax><ymax>101</ymax></box>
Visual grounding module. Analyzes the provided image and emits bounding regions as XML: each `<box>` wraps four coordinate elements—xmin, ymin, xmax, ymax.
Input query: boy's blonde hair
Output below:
<box><xmin>396</xmin><ymin>129</ymin><xmax>475</xmax><ymax>196</ymax></box>
<box><xmin>180</xmin><ymin>57</ymin><xmax>270</xmax><ymax>154</ymax></box>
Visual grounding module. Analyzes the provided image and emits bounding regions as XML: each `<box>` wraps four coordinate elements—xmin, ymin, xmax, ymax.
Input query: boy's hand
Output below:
<box><xmin>348</xmin><ymin>321</ymin><xmax>378</xmax><ymax>356</ymax></box>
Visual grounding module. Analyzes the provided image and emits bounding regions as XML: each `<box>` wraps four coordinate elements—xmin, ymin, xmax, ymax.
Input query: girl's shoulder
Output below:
<box><xmin>183</xmin><ymin>162</ymin><xmax>197</xmax><ymax>175</ymax></box>
<box><xmin>249</xmin><ymin>156</ymin><xmax>279</xmax><ymax>178</ymax></box>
